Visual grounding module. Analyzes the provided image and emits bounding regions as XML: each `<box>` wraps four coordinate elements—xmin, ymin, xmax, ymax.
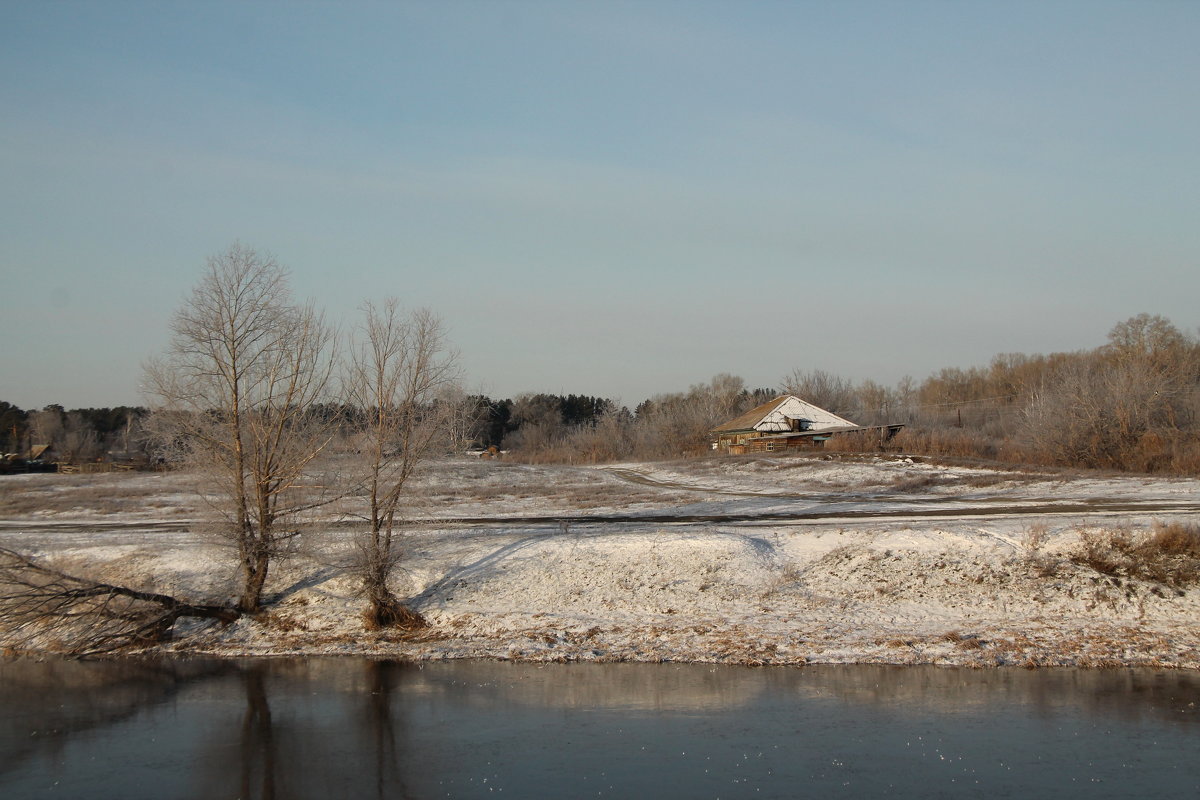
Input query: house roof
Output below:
<box><xmin>711</xmin><ymin>395</ymin><xmax>857</xmax><ymax>434</ymax></box>
<box><xmin>711</xmin><ymin>397</ymin><xmax>791</xmax><ymax>433</ymax></box>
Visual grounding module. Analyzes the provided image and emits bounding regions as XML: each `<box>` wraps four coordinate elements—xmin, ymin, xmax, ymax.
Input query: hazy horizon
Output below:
<box><xmin>3</xmin><ymin>1</ymin><xmax>1197</xmax><ymax>410</ymax></box>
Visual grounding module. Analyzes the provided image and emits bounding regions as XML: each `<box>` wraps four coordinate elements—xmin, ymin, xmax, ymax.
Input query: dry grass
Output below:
<box><xmin>1022</xmin><ymin>523</ymin><xmax>1048</xmax><ymax>554</ymax></box>
<box><xmin>886</xmin><ymin>470</ymin><xmax>1021</xmax><ymax>494</ymax></box>
<box><xmin>1020</xmin><ymin>523</ymin><xmax>1062</xmax><ymax>577</ymax></box>
<box><xmin>0</xmin><ymin>474</ymin><xmax>196</xmax><ymax>516</ymax></box>
<box><xmin>759</xmin><ymin>564</ymin><xmax>803</xmax><ymax>598</ymax></box>
<box><xmin>888</xmin><ymin>474</ymin><xmax>946</xmax><ymax>492</ymax></box>
<box><xmin>1071</xmin><ymin>522</ymin><xmax>1200</xmax><ymax>589</ymax></box>
<box><xmin>256</xmin><ymin>610</ymin><xmax>308</xmax><ymax>633</ymax></box>
<box><xmin>881</xmin><ymin>428</ymin><xmax>1003</xmax><ymax>460</ymax></box>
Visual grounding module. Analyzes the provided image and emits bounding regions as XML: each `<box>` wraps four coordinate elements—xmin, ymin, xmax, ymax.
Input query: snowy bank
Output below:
<box><xmin>2</xmin><ymin>457</ymin><xmax>1198</xmax><ymax>667</ymax></box>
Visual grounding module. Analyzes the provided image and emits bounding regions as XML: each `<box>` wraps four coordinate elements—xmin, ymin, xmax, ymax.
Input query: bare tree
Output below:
<box><xmin>27</xmin><ymin>407</ymin><xmax>63</xmax><ymax>454</ymax></box>
<box><xmin>145</xmin><ymin>244</ymin><xmax>338</xmax><ymax>613</ymax></box>
<box><xmin>632</xmin><ymin>374</ymin><xmax>754</xmax><ymax>458</ymax></box>
<box><xmin>505</xmin><ymin>393</ymin><xmax>565</xmax><ymax>454</ymax></box>
<box><xmin>440</xmin><ymin>385</ymin><xmax>489</xmax><ymax>454</ymax></box>
<box><xmin>345</xmin><ymin>301</ymin><xmax>457</xmax><ymax>628</ymax></box>
<box><xmin>62</xmin><ymin>412</ymin><xmax>102</xmax><ymax>463</ymax></box>
<box><xmin>779</xmin><ymin>369</ymin><xmax>858</xmax><ymax>416</ymax></box>
<box><xmin>1023</xmin><ymin>353</ymin><xmax>1180</xmax><ymax>469</ymax></box>
<box><xmin>1105</xmin><ymin>313</ymin><xmax>1189</xmax><ymax>368</ymax></box>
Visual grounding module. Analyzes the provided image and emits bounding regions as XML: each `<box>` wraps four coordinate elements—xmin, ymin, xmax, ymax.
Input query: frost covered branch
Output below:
<box><xmin>0</xmin><ymin>547</ymin><xmax>238</xmax><ymax>656</ymax></box>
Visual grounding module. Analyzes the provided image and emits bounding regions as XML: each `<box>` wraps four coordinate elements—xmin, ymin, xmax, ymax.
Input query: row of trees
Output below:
<box><xmin>0</xmin><ymin>403</ymin><xmax>148</xmax><ymax>464</ymax></box>
<box><xmin>9</xmin><ymin>313</ymin><xmax>1198</xmax><ymax>476</ymax></box>
<box><xmin>782</xmin><ymin>313</ymin><xmax>1200</xmax><ymax>473</ymax></box>
<box><xmin>4</xmin><ymin>384</ymin><xmax>765</xmax><ymax>470</ymax></box>
<box><xmin>2</xmin><ymin>244</ymin><xmax>465</xmax><ymax>653</ymax></box>
<box><xmin>493</xmin><ymin>315</ymin><xmax>1200</xmax><ymax>474</ymax></box>
<box><xmin>921</xmin><ymin>314</ymin><xmax>1200</xmax><ymax>472</ymax></box>
<box><xmin>480</xmin><ymin>375</ymin><xmax>774</xmax><ymax>463</ymax></box>
<box><xmin>141</xmin><ymin>244</ymin><xmax>459</xmax><ymax>623</ymax></box>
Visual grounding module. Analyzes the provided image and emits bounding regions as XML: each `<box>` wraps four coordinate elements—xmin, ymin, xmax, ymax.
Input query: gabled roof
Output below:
<box><xmin>712</xmin><ymin>397</ymin><xmax>790</xmax><ymax>433</ymax></box>
<box><xmin>711</xmin><ymin>395</ymin><xmax>857</xmax><ymax>434</ymax></box>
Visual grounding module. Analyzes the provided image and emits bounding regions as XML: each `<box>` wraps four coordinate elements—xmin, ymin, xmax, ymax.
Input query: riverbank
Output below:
<box><xmin>165</xmin><ymin>522</ymin><xmax>1200</xmax><ymax>668</ymax></box>
<box><xmin>2</xmin><ymin>456</ymin><xmax>1198</xmax><ymax>667</ymax></box>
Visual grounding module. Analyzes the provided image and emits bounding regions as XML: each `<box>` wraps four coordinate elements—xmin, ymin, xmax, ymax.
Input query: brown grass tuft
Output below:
<box><xmin>1148</xmin><ymin>521</ymin><xmax>1200</xmax><ymax>558</ymax></box>
<box><xmin>362</xmin><ymin>599</ymin><xmax>428</xmax><ymax>631</ymax></box>
<box><xmin>1071</xmin><ymin>522</ymin><xmax>1200</xmax><ymax>589</ymax></box>
<box><xmin>1022</xmin><ymin>523</ymin><xmax>1049</xmax><ymax>554</ymax></box>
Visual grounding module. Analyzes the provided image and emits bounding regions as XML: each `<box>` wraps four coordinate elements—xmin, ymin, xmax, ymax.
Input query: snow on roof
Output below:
<box><xmin>711</xmin><ymin>395</ymin><xmax>857</xmax><ymax>434</ymax></box>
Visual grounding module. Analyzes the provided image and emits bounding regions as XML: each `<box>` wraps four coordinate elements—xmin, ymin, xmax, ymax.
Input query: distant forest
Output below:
<box><xmin>4</xmin><ymin>313</ymin><xmax>1199</xmax><ymax>475</ymax></box>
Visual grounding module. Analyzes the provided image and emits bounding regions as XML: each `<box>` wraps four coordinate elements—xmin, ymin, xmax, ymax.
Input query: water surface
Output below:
<box><xmin>1</xmin><ymin>659</ymin><xmax>1197</xmax><ymax>799</ymax></box>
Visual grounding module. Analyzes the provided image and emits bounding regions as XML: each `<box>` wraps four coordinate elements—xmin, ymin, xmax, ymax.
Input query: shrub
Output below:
<box><xmin>1071</xmin><ymin>523</ymin><xmax>1200</xmax><ymax>589</ymax></box>
<box><xmin>1147</xmin><ymin>521</ymin><xmax>1200</xmax><ymax>559</ymax></box>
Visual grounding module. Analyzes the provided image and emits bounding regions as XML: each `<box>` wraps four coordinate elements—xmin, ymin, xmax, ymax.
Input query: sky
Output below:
<box><xmin>2</xmin><ymin>0</ymin><xmax>1197</xmax><ymax>410</ymax></box>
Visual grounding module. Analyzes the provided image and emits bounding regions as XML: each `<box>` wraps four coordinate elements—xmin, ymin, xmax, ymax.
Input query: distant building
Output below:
<box><xmin>0</xmin><ymin>443</ymin><xmax>58</xmax><ymax>474</ymax></box>
<box><xmin>26</xmin><ymin>443</ymin><xmax>54</xmax><ymax>462</ymax></box>
<box><xmin>710</xmin><ymin>395</ymin><xmax>902</xmax><ymax>454</ymax></box>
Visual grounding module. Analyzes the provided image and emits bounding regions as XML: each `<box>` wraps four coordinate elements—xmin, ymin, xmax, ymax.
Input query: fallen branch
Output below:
<box><xmin>0</xmin><ymin>546</ymin><xmax>239</xmax><ymax>656</ymax></box>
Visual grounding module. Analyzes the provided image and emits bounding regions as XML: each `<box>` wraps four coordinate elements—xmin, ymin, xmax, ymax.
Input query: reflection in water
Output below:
<box><xmin>364</xmin><ymin>659</ymin><xmax>408</xmax><ymax>800</ymax></box>
<box><xmin>1</xmin><ymin>658</ymin><xmax>1197</xmax><ymax>799</ymax></box>
<box><xmin>240</xmin><ymin>665</ymin><xmax>277</xmax><ymax>800</ymax></box>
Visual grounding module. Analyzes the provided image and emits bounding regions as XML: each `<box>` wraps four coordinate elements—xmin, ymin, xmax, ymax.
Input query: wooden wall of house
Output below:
<box><xmin>743</xmin><ymin>437</ymin><xmax>825</xmax><ymax>453</ymax></box>
<box><xmin>719</xmin><ymin>435</ymin><xmax>825</xmax><ymax>454</ymax></box>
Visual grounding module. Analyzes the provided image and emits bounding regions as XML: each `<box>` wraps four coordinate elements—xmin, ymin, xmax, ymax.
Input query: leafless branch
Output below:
<box><xmin>0</xmin><ymin>547</ymin><xmax>238</xmax><ymax>657</ymax></box>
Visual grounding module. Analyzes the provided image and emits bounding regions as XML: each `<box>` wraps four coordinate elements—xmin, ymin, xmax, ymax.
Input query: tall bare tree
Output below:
<box><xmin>145</xmin><ymin>244</ymin><xmax>338</xmax><ymax>613</ymax></box>
<box><xmin>345</xmin><ymin>301</ymin><xmax>457</xmax><ymax>627</ymax></box>
<box><xmin>62</xmin><ymin>412</ymin><xmax>102</xmax><ymax>463</ymax></box>
<box><xmin>27</xmin><ymin>407</ymin><xmax>63</xmax><ymax>454</ymax></box>
<box><xmin>780</xmin><ymin>368</ymin><xmax>858</xmax><ymax>416</ymax></box>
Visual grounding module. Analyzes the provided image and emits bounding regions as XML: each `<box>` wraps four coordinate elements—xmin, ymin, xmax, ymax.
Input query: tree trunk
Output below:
<box><xmin>239</xmin><ymin>547</ymin><xmax>271</xmax><ymax>614</ymax></box>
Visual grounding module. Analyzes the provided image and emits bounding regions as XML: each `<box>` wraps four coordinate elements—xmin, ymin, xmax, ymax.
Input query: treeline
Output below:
<box><xmin>485</xmin><ymin>314</ymin><xmax>1200</xmax><ymax>474</ymax></box>
<box><xmin>461</xmin><ymin>394</ymin><xmax>616</xmax><ymax>449</ymax></box>
<box><xmin>468</xmin><ymin>376</ymin><xmax>776</xmax><ymax>463</ymax></box>
<box><xmin>809</xmin><ymin>313</ymin><xmax>1200</xmax><ymax>474</ymax></box>
<box><xmin>2</xmin><ymin>384</ymin><xmax>766</xmax><ymax>469</ymax></box>
<box><xmin>0</xmin><ymin>403</ymin><xmax>149</xmax><ymax>464</ymax></box>
<box><xmin>7</xmin><ymin>313</ymin><xmax>1198</xmax><ymax>475</ymax></box>
<box><xmin>4</xmin><ymin>382</ymin><xmax>773</xmax><ymax>468</ymax></box>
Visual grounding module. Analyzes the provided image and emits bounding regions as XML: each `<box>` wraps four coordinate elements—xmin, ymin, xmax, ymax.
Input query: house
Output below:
<box><xmin>710</xmin><ymin>395</ymin><xmax>902</xmax><ymax>454</ymax></box>
<box><xmin>0</xmin><ymin>443</ymin><xmax>58</xmax><ymax>474</ymax></box>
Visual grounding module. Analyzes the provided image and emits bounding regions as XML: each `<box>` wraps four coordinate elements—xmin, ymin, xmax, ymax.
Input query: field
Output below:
<box><xmin>2</xmin><ymin>453</ymin><xmax>1199</xmax><ymax>667</ymax></box>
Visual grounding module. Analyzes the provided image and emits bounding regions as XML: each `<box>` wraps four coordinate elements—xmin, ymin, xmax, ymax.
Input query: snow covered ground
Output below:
<box><xmin>2</xmin><ymin>454</ymin><xmax>1198</xmax><ymax>667</ymax></box>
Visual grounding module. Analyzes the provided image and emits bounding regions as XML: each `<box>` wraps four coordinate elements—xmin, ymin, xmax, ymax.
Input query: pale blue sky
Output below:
<box><xmin>2</xmin><ymin>0</ymin><xmax>1197</xmax><ymax>409</ymax></box>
